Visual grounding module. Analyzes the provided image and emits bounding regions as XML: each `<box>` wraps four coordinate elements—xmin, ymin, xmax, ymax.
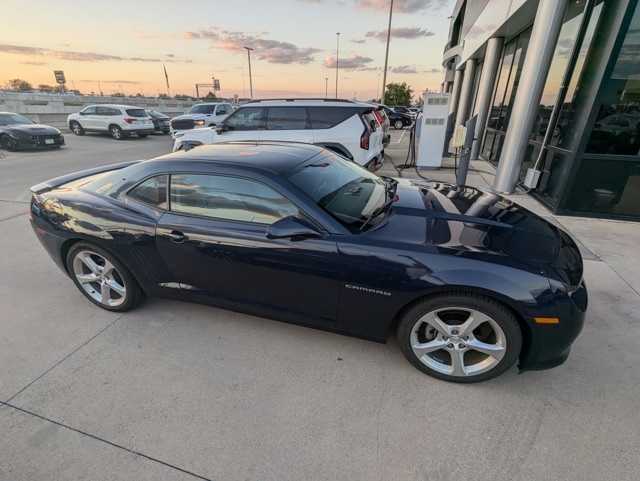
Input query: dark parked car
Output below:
<box><xmin>0</xmin><ymin>112</ymin><xmax>65</xmax><ymax>150</ymax></box>
<box><xmin>147</xmin><ymin>110</ymin><xmax>171</xmax><ymax>134</ymax></box>
<box><xmin>381</xmin><ymin>106</ymin><xmax>413</xmax><ymax>129</ymax></box>
<box><xmin>29</xmin><ymin>142</ymin><xmax>587</xmax><ymax>382</ymax></box>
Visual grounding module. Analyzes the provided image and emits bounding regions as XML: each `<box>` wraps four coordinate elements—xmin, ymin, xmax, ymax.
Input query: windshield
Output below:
<box><xmin>190</xmin><ymin>104</ymin><xmax>217</xmax><ymax>114</ymax></box>
<box><xmin>288</xmin><ymin>150</ymin><xmax>388</xmax><ymax>229</ymax></box>
<box><xmin>0</xmin><ymin>113</ymin><xmax>33</xmax><ymax>125</ymax></box>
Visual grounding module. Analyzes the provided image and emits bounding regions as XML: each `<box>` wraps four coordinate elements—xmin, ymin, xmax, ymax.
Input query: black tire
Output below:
<box><xmin>137</xmin><ymin>133</ymin><xmax>148</xmax><ymax>138</ymax></box>
<box><xmin>397</xmin><ymin>293</ymin><xmax>522</xmax><ymax>383</ymax></box>
<box><xmin>109</xmin><ymin>125</ymin><xmax>124</xmax><ymax>140</ymax></box>
<box><xmin>70</xmin><ymin>121</ymin><xmax>85</xmax><ymax>136</ymax></box>
<box><xmin>394</xmin><ymin>119</ymin><xmax>404</xmax><ymax>130</ymax></box>
<box><xmin>0</xmin><ymin>135</ymin><xmax>18</xmax><ymax>151</ymax></box>
<box><xmin>66</xmin><ymin>242</ymin><xmax>143</xmax><ymax>312</ymax></box>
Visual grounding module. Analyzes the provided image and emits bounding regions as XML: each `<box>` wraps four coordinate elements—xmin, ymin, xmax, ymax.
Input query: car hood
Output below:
<box><xmin>368</xmin><ymin>178</ymin><xmax>583</xmax><ymax>287</ymax></box>
<box><xmin>2</xmin><ymin>123</ymin><xmax>61</xmax><ymax>135</ymax></box>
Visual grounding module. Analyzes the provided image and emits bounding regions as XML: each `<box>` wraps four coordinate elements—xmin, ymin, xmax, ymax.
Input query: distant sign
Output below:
<box><xmin>54</xmin><ymin>70</ymin><xmax>66</xmax><ymax>84</ymax></box>
<box><xmin>213</xmin><ymin>79</ymin><xmax>221</xmax><ymax>91</ymax></box>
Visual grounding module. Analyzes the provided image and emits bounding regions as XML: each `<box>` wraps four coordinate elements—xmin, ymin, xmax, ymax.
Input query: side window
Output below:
<box><xmin>170</xmin><ymin>174</ymin><xmax>299</xmax><ymax>224</ymax></box>
<box><xmin>128</xmin><ymin>175</ymin><xmax>168</xmax><ymax>209</ymax></box>
<box><xmin>81</xmin><ymin>106</ymin><xmax>97</xmax><ymax>115</ymax></box>
<box><xmin>224</xmin><ymin>107</ymin><xmax>266</xmax><ymax>131</ymax></box>
<box><xmin>216</xmin><ymin>104</ymin><xmax>230</xmax><ymax>115</ymax></box>
<box><xmin>96</xmin><ymin>106</ymin><xmax>118</xmax><ymax>116</ymax></box>
<box><xmin>266</xmin><ymin>107</ymin><xmax>308</xmax><ymax>130</ymax></box>
<box><xmin>308</xmin><ymin>107</ymin><xmax>357</xmax><ymax>129</ymax></box>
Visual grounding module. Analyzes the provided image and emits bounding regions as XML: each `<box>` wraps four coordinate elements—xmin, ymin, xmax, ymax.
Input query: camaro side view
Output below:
<box><xmin>29</xmin><ymin>142</ymin><xmax>587</xmax><ymax>382</ymax></box>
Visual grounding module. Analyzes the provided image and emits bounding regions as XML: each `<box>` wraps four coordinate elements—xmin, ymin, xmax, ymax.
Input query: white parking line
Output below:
<box><xmin>397</xmin><ymin>129</ymin><xmax>407</xmax><ymax>144</ymax></box>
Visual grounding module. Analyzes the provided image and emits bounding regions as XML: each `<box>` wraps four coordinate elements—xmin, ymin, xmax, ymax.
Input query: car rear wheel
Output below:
<box><xmin>110</xmin><ymin>125</ymin><xmax>124</xmax><ymax>140</ymax></box>
<box><xmin>394</xmin><ymin>119</ymin><xmax>404</xmax><ymax>129</ymax></box>
<box><xmin>397</xmin><ymin>293</ymin><xmax>522</xmax><ymax>383</ymax></box>
<box><xmin>67</xmin><ymin>243</ymin><xmax>142</xmax><ymax>312</ymax></box>
<box><xmin>70</xmin><ymin>121</ymin><xmax>85</xmax><ymax>136</ymax></box>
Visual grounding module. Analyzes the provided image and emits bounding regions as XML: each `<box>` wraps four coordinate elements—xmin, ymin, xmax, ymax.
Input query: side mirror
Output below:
<box><xmin>216</xmin><ymin>124</ymin><xmax>229</xmax><ymax>134</ymax></box>
<box><xmin>266</xmin><ymin>216</ymin><xmax>322</xmax><ymax>240</ymax></box>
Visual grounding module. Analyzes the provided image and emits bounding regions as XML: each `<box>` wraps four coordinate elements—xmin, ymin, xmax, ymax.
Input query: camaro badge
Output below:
<box><xmin>345</xmin><ymin>284</ymin><xmax>392</xmax><ymax>297</ymax></box>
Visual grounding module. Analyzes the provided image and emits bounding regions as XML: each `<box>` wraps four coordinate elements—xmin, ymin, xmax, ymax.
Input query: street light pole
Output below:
<box><xmin>325</xmin><ymin>77</ymin><xmax>328</xmax><ymax>98</ymax></box>
<box><xmin>335</xmin><ymin>32</ymin><xmax>340</xmax><ymax>98</ymax></box>
<box><xmin>381</xmin><ymin>0</ymin><xmax>394</xmax><ymax>103</ymax></box>
<box><xmin>244</xmin><ymin>46</ymin><xmax>254</xmax><ymax>98</ymax></box>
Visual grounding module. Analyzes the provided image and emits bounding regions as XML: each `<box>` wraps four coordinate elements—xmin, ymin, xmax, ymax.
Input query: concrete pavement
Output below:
<box><xmin>1</xmin><ymin>132</ymin><xmax>639</xmax><ymax>481</ymax></box>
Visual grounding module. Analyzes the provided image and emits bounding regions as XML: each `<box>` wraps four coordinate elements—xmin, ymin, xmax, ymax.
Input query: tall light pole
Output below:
<box><xmin>335</xmin><ymin>32</ymin><xmax>340</xmax><ymax>98</ymax></box>
<box><xmin>381</xmin><ymin>0</ymin><xmax>394</xmax><ymax>103</ymax></box>
<box><xmin>244</xmin><ymin>46</ymin><xmax>254</xmax><ymax>98</ymax></box>
<box><xmin>325</xmin><ymin>76</ymin><xmax>328</xmax><ymax>98</ymax></box>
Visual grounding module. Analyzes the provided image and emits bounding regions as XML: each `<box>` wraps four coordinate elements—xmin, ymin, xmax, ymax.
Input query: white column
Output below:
<box><xmin>493</xmin><ymin>0</ymin><xmax>568</xmax><ymax>193</ymax></box>
<box><xmin>471</xmin><ymin>37</ymin><xmax>504</xmax><ymax>160</ymax></box>
<box><xmin>448</xmin><ymin>68</ymin><xmax>463</xmax><ymax>117</ymax></box>
<box><xmin>454</xmin><ymin>59</ymin><xmax>477</xmax><ymax>128</ymax></box>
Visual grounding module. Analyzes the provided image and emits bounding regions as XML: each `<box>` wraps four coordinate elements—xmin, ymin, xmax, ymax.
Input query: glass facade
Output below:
<box><xmin>481</xmin><ymin>29</ymin><xmax>530</xmax><ymax>163</ymax></box>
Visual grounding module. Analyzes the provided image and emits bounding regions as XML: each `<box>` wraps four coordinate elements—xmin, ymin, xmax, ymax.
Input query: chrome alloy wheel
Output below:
<box><xmin>410</xmin><ymin>307</ymin><xmax>507</xmax><ymax>377</ymax></box>
<box><xmin>72</xmin><ymin>250</ymin><xmax>127</xmax><ymax>307</ymax></box>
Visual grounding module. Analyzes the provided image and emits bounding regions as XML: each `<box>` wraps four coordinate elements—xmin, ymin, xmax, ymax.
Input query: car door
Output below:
<box><xmin>261</xmin><ymin>107</ymin><xmax>315</xmax><ymax>144</ymax></box>
<box><xmin>79</xmin><ymin>106</ymin><xmax>98</xmax><ymax>130</ymax></box>
<box><xmin>95</xmin><ymin>106</ymin><xmax>115</xmax><ymax>131</ymax></box>
<box><xmin>155</xmin><ymin>172</ymin><xmax>341</xmax><ymax>324</ymax></box>
<box><xmin>216</xmin><ymin>107</ymin><xmax>266</xmax><ymax>142</ymax></box>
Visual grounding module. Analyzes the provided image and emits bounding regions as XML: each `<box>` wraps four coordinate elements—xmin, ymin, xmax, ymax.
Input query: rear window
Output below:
<box><xmin>308</xmin><ymin>107</ymin><xmax>360</xmax><ymax>129</ymax></box>
<box><xmin>126</xmin><ymin>109</ymin><xmax>147</xmax><ymax>117</ymax></box>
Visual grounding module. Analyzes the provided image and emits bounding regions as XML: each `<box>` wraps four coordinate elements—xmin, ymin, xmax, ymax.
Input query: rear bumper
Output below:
<box><xmin>519</xmin><ymin>280</ymin><xmax>588</xmax><ymax>371</ymax></box>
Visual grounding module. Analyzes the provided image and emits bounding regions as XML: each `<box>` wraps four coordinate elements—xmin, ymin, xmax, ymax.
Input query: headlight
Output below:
<box><xmin>175</xmin><ymin>132</ymin><xmax>184</xmax><ymax>138</ymax></box>
<box><xmin>194</xmin><ymin>120</ymin><xmax>205</xmax><ymax>127</ymax></box>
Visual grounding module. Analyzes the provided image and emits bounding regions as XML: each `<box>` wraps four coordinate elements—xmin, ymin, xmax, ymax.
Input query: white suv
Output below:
<box><xmin>67</xmin><ymin>104</ymin><xmax>154</xmax><ymax>140</ymax></box>
<box><xmin>172</xmin><ymin>99</ymin><xmax>384</xmax><ymax>169</ymax></box>
<box><xmin>170</xmin><ymin>102</ymin><xmax>233</xmax><ymax>136</ymax></box>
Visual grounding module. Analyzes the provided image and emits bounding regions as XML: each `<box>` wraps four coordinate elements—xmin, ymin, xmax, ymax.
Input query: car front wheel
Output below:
<box><xmin>70</xmin><ymin>121</ymin><xmax>85</xmax><ymax>136</ymax></box>
<box><xmin>394</xmin><ymin>120</ymin><xmax>404</xmax><ymax>129</ymax></box>
<box><xmin>397</xmin><ymin>293</ymin><xmax>522</xmax><ymax>383</ymax></box>
<box><xmin>67</xmin><ymin>243</ymin><xmax>142</xmax><ymax>312</ymax></box>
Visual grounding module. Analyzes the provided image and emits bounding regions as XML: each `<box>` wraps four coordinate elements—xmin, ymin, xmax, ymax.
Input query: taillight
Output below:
<box><xmin>360</xmin><ymin>128</ymin><xmax>370</xmax><ymax>150</ymax></box>
<box><xmin>124</xmin><ymin>117</ymin><xmax>135</xmax><ymax>124</ymax></box>
<box><xmin>373</xmin><ymin>110</ymin><xmax>383</xmax><ymax>125</ymax></box>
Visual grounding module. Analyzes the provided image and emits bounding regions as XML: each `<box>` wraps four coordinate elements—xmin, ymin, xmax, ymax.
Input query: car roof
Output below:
<box><xmin>146</xmin><ymin>141</ymin><xmax>324</xmax><ymax>174</ymax></box>
<box><xmin>240</xmin><ymin>99</ymin><xmax>373</xmax><ymax>108</ymax></box>
<box><xmin>83</xmin><ymin>104</ymin><xmax>147</xmax><ymax>109</ymax></box>
<box><xmin>192</xmin><ymin>101</ymin><xmax>228</xmax><ymax>105</ymax></box>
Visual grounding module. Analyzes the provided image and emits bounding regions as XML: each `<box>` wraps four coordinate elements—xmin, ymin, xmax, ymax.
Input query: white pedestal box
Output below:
<box><xmin>415</xmin><ymin>92</ymin><xmax>450</xmax><ymax>169</ymax></box>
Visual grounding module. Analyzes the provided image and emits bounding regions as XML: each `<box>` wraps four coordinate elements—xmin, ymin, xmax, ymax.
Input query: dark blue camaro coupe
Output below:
<box><xmin>30</xmin><ymin>142</ymin><xmax>587</xmax><ymax>382</ymax></box>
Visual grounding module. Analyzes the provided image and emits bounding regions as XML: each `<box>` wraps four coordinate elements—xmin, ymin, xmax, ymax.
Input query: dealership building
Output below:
<box><xmin>442</xmin><ymin>0</ymin><xmax>640</xmax><ymax>220</ymax></box>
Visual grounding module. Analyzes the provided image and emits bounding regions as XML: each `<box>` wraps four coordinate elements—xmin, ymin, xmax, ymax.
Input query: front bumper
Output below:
<box><xmin>122</xmin><ymin>128</ymin><xmax>154</xmax><ymax>135</ymax></box>
<box><xmin>519</xmin><ymin>280</ymin><xmax>588</xmax><ymax>371</ymax></box>
<box><xmin>13</xmin><ymin>134</ymin><xmax>65</xmax><ymax>149</ymax></box>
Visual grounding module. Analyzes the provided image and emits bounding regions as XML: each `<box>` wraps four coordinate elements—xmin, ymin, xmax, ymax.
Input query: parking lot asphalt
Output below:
<box><xmin>1</xmin><ymin>131</ymin><xmax>640</xmax><ymax>481</ymax></box>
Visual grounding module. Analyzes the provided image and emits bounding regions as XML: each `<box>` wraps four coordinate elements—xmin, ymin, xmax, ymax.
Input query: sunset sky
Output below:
<box><xmin>0</xmin><ymin>0</ymin><xmax>454</xmax><ymax>99</ymax></box>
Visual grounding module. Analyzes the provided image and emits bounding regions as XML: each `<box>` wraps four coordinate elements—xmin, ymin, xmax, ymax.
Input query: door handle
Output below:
<box><xmin>167</xmin><ymin>230</ymin><xmax>186</xmax><ymax>243</ymax></box>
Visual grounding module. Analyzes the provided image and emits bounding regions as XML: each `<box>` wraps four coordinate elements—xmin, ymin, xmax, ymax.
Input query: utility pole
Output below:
<box><xmin>325</xmin><ymin>77</ymin><xmax>328</xmax><ymax>98</ymax></box>
<box><xmin>244</xmin><ymin>46</ymin><xmax>254</xmax><ymax>98</ymax></box>
<box><xmin>381</xmin><ymin>0</ymin><xmax>394</xmax><ymax>103</ymax></box>
<box><xmin>335</xmin><ymin>32</ymin><xmax>340</xmax><ymax>98</ymax></box>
